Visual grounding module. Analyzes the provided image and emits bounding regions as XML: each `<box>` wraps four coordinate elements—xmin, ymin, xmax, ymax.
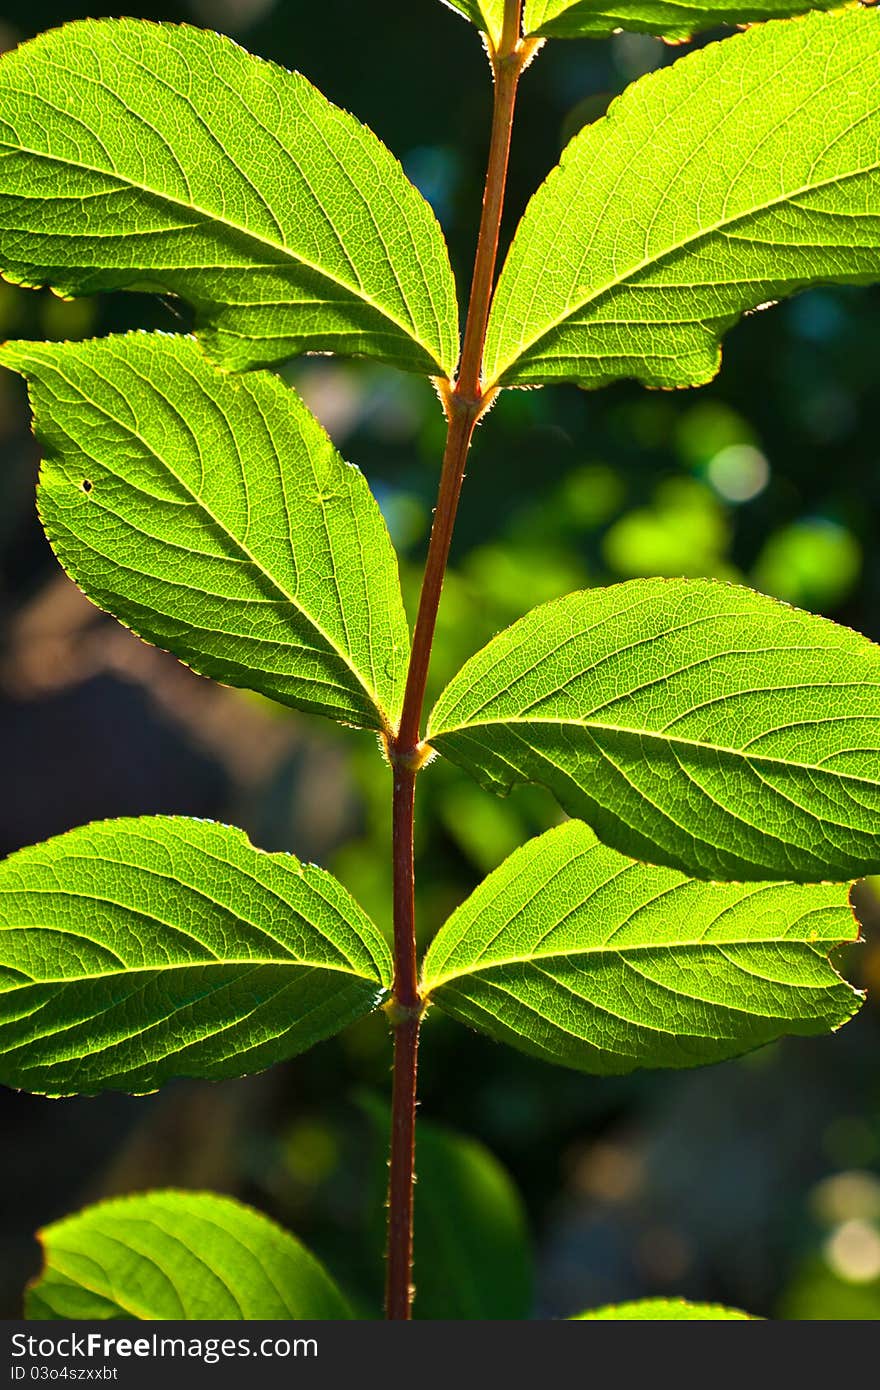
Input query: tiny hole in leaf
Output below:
<box><xmin>81</xmin><ymin>480</ymin><xmax>92</xmax><ymax>493</ymax></box>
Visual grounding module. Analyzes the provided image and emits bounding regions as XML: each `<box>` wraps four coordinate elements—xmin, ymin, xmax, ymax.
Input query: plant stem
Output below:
<box><xmin>384</xmin><ymin>767</ymin><xmax>419</xmax><ymax>1319</ymax></box>
<box><xmin>395</xmin><ymin>398</ymin><xmax>480</xmax><ymax>756</ymax></box>
<box><xmin>385</xmin><ymin>1015</ymin><xmax>419</xmax><ymax>1318</ymax></box>
<box><xmin>396</xmin><ymin>22</ymin><xmax>530</xmax><ymax>756</ymax></box>
<box><xmin>384</xmin><ymin>0</ymin><xmax>530</xmax><ymax>1321</ymax></box>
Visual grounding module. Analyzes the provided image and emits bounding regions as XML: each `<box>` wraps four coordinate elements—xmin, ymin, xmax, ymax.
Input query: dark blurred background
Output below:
<box><xmin>2</xmin><ymin>0</ymin><xmax>880</xmax><ymax>1321</ymax></box>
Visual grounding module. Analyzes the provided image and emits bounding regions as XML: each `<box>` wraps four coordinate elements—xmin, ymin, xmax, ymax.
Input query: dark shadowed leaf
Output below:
<box><xmin>362</xmin><ymin>1095</ymin><xmax>533</xmax><ymax>1319</ymax></box>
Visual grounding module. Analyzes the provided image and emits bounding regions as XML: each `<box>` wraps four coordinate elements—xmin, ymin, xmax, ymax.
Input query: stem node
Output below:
<box><xmin>383</xmin><ymin>996</ymin><xmax>425</xmax><ymax>1028</ymax></box>
<box><xmin>389</xmin><ymin>740</ymin><xmax>435</xmax><ymax>775</ymax></box>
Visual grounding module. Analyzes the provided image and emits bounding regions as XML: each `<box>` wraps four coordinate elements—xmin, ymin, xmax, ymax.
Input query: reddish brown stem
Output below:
<box><xmin>390</xmin><ymin>769</ymin><xmax>419</xmax><ymax>1010</ymax></box>
<box><xmin>396</xmin><ymin>22</ymin><xmax>530</xmax><ymax>758</ymax></box>
<box><xmin>385</xmin><ymin>1013</ymin><xmax>420</xmax><ymax>1319</ymax></box>
<box><xmin>384</xmin><ymin>0</ymin><xmax>530</xmax><ymax>1322</ymax></box>
<box><xmin>395</xmin><ymin>400</ymin><xmax>479</xmax><ymax>756</ymax></box>
<box><xmin>455</xmin><ymin>45</ymin><xmax>525</xmax><ymax>403</ymax></box>
<box><xmin>384</xmin><ymin>767</ymin><xmax>420</xmax><ymax>1320</ymax></box>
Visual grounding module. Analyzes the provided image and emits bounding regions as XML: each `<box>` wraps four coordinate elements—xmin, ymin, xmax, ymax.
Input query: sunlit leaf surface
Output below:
<box><xmin>424</xmin><ymin>821</ymin><xmax>862</xmax><ymax>1074</ymax></box>
<box><xmin>26</xmin><ymin>1191</ymin><xmax>351</xmax><ymax>1319</ymax></box>
<box><xmin>0</xmin><ymin>817</ymin><xmax>391</xmax><ymax>1096</ymax></box>
<box><xmin>3</xmin><ymin>334</ymin><xmax>410</xmax><ymax>733</ymax></box>
<box><xmin>485</xmin><ymin>13</ymin><xmax>880</xmax><ymax>389</ymax></box>
<box><xmin>429</xmin><ymin>579</ymin><xmax>880</xmax><ymax>882</ymax></box>
<box><xmin>0</xmin><ymin>20</ymin><xmax>459</xmax><ymax>376</ymax></box>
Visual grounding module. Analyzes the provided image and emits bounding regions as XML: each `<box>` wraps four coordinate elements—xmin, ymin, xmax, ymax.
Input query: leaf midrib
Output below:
<box><xmin>0</xmin><ymin>955</ymin><xmax>386</xmax><ymax>991</ymax></box>
<box><xmin>430</xmin><ymin>714</ymin><xmax>880</xmax><ymax>789</ymax></box>
<box><xmin>486</xmin><ymin>143</ymin><xmax>880</xmax><ymax>384</ymax></box>
<box><xmin>424</xmin><ymin>931</ymin><xmax>844</xmax><ymax>992</ymax></box>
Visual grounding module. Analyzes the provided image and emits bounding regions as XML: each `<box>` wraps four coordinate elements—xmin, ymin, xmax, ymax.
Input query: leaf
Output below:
<box><xmin>422</xmin><ymin>821</ymin><xmax>862</xmax><ymax>1076</ymax></box>
<box><xmin>361</xmin><ymin>1095</ymin><xmax>533</xmax><ymax>1319</ymax></box>
<box><xmin>428</xmin><ymin>578</ymin><xmax>880</xmax><ymax>882</ymax></box>
<box><xmin>0</xmin><ymin>816</ymin><xmax>391</xmax><ymax>1097</ymax></box>
<box><xmin>2</xmin><ymin>333</ymin><xmax>409</xmax><ymax>734</ymax></box>
<box><xmin>25</xmin><ymin>1190</ymin><xmax>351</xmax><ymax>1319</ymax></box>
<box><xmin>483</xmin><ymin>11</ymin><xmax>880</xmax><ymax>390</ymax></box>
<box><xmin>574</xmin><ymin>1298</ymin><xmax>754</xmax><ymax>1319</ymax></box>
<box><xmin>524</xmin><ymin>0</ymin><xmax>850</xmax><ymax>41</ymax></box>
<box><xmin>441</xmin><ymin>0</ymin><xmax>506</xmax><ymax>45</ymax></box>
<box><xmin>0</xmin><ymin>19</ymin><xmax>459</xmax><ymax>378</ymax></box>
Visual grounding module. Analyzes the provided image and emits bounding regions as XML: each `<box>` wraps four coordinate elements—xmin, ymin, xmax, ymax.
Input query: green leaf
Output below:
<box><xmin>574</xmin><ymin>1298</ymin><xmax>754</xmax><ymax>1319</ymax></box>
<box><xmin>483</xmin><ymin>11</ymin><xmax>880</xmax><ymax>390</ymax></box>
<box><xmin>440</xmin><ymin>1</ymin><xmax>506</xmax><ymax>46</ymax></box>
<box><xmin>524</xmin><ymin>0</ymin><xmax>849</xmax><ymax>41</ymax></box>
<box><xmin>0</xmin><ymin>19</ymin><xmax>459</xmax><ymax>378</ymax></box>
<box><xmin>2</xmin><ymin>333</ymin><xmax>409</xmax><ymax>734</ymax></box>
<box><xmin>0</xmin><ymin>816</ymin><xmax>391</xmax><ymax>1097</ymax></box>
<box><xmin>428</xmin><ymin>579</ymin><xmax>880</xmax><ymax>882</ymax></box>
<box><xmin>423</xmin><ymin>821</ymin><xmax>862</xmax><ymax>1076</ymax></box>
<box><xmin>26</xmin><ymin>1190</ymin><xmax>351</xmax><ymax>1319</ymax></box>
<box><xmin>362</xmin><ymin>1096</ymin><xmax>533</xmax><ymax>1319</ymax></box>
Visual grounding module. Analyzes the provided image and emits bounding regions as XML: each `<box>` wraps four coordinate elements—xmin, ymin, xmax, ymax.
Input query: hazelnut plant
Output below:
<box><xmin>0</xmin><ymin>0</ymin><xmax>879</xmax><ymax>1324</ymax></box>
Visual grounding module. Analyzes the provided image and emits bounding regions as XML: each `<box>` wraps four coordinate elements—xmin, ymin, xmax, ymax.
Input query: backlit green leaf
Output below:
<box><xmin>428</xmin><ymin>579</ymin><xmax>880</xmax><ymax>882</ymax></box>
<box><xmin>0</xmin><ymin>19</ymin><xmax>459</xmax><ymax>378</ymax></box>
<box><xmin>2</xmin><ymin>334</ymin><xmax>409</xmax><ymax>733</ymax></box>
<box><xmin>423</xmin><ymin>821</ymin><xmax>861</xmax><ymax>1075</ymax></box>
<box><xmin>362</xmin><ymin>1096</ymin><xmax>533</xmax><ymax>1319</ymax></box>
<box><xmin>524</xmin><ymin>0</ymin><xmax>849</xmax><ymax>41</ymax></box>
<box><xmin>574</xmin><ymin>1298</ymin><xmax>754</xmax><ymax>1319</ymax></box>
<box><xmin>441</xmin><ymin>0</ymin><xmax>506</xmax><ymax>45</ymax></box>
<box><xmin>26</xmin><ymin>1191</ymin><xmax>351</xmax><ymax>1319</ymax></box>
<box><xmin>483</xmin><ymin>11</ymin><xmax>880</xmax><ymax>389</ymax></box>
<box><xmin>0</xmin><ymin>816</ymin><xmax>391</xmax><ymax>1096</ymax></box>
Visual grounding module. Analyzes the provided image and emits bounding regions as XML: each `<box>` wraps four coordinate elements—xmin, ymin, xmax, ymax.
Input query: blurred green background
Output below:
<box><xmin>2</xmin><ymin>0</ymin><xmax>880</xmax><ymax>1321</ymax></box>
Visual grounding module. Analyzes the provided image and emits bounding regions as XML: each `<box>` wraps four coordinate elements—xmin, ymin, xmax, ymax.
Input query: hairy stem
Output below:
<box><xmin>384</xmin><ymin>0</ymin><xmax>530</xmax><ymax>1321</ymax></box>
<box><xmin>385</xmin><ymin>1011</ymin><xmax>419</xmax><ymax>1319</ymax></box>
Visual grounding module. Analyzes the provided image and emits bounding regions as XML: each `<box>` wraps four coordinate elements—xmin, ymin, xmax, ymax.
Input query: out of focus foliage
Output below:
<box><xmin>1</xmin><ymin>0</ymin><xmax>879</xmax><ymax>1320</ymax></box>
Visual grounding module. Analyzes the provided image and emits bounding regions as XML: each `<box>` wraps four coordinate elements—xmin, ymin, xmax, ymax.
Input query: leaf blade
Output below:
<box><xmin>428</xmin><ymin>579</ymin><xmax>880</xmax><ymax>882</ymax></box>
<box><xmin>423</xmin><ymin>821</ymin><xmax>862</xmax><ymax>1075</ymax></box>
<box><xmin>484</xmin><ymin>11</ymin><xmax>880</xmax><ymax>390</ymax></box>
<box><xmin>2</xmin><ymin>333</ymin><xmax>410</xmax><ymax>733</ymax></box>
<box><xmin>0</xmin><ymin>19</ymin><xmax>459</xmax><ymax>377</ymax></box>
<box><xmin>525</xmin><ymin>0</ymin><xmax>852</xmax><ymax>41</ymax></box>
<box><xmin>0</xmin><ymin>816</ymin><xmax>391</xmax><ymax>1097</ymax></box>
<box><xmin>573</xmin><ymin>1298</ymin><xmax>754</xmax><ymax>1319</ymax></box>
<box><xmin>441</xmin><ymin>0</ymin><xmax>507</xmax><ymax>44</ymax></box>
<box><xmin>26</xmin><ymin>1190</ymin><xmax>351</xmax><ymax>1319</ymax></box>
